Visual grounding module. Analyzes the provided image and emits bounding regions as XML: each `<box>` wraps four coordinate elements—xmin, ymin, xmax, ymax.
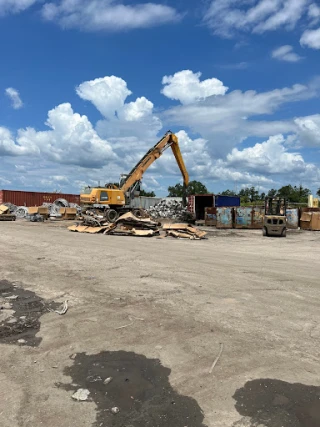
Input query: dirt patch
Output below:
<box><xmin>58</xmin><ymin>350</ymin><xmax>207</xmax><ymax>427</ymax></box>
<box><xmin>0</xmin><ymin>280</ymin><xmax>59</xmax><ymax>346</ymax></box>
<box><xmin>232</xmin><ymin>378</ymin><xmax>320</xmax><ymax>427</ymax></box>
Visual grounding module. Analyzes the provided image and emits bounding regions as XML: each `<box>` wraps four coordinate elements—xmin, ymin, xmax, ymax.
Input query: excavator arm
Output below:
<box><xmin>120</xmin><ymin>131</ymin><xmax>189</xmax><ymax>193</ymax></box>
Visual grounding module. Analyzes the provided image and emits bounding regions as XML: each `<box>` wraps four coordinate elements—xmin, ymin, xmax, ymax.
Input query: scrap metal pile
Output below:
<box><xmin>69</xmin><ymin>212</ymin><xmax>207</xmax><ymax>240</ymax></box>
<box><xmin>148</xmin><ymin>199</ymin><xmax>191</xmax><ymax>221</ymax></box>
<box><xmin>0</xmin><ymin>199</ymin><xmax>81</xmax><ymax>220</ymax></box>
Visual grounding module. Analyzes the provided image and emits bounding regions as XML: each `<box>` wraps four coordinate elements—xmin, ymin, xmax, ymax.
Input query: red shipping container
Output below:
<box><xmin>0</xmin><ymin>189</ymin><xmax>80</xmax><ymax>206</ymax></box>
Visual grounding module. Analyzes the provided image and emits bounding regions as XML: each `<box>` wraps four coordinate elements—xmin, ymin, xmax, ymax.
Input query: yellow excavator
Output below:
<box><xmin>80</xmin><ymin>131</ymin><xmax>189</xmax><ymax>222</ymax></box>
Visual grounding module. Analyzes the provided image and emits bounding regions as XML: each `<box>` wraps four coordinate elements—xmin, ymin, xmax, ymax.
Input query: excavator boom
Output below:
<box><xmin>120</xmin><ymin>131</ymin><xmax>189</xmax><ymax>193</ymax></box>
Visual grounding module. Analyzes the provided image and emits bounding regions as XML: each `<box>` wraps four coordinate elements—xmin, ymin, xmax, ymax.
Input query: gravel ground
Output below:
<box><xmin>0</xmin><ymin>220</ymin><xmax>319</xmax><ymax>427</ymax></box>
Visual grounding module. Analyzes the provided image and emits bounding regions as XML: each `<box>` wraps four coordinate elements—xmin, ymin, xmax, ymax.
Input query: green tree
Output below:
<box><xmin>317</xmin><ymin>188</ymin><xmax>320</xmax><ymax>198</ymax></box>
<box><xmin>221</xmin><ymin>189</ymin><xmax>237</xmax><ymax>196</ymax></box>
<box><xmin>239</xmin><ymin>188</ymin><xmax>250</xmax><ymax>204</ymax></box>
<box><xmin>139</xmin><ymin>189</ymin><xmax>156</xmax><ymax>197</ymax></box>
<box><xmin>168</xmin><ymin>180</ymin><xmax>208</xmax><ymax>197</ymax></box>
<box><xmin>268</xmin><ymin>189</ymin><xmax>277</xmax><ymax>198</ymax></box>
<box><xmin>277</xmin><ymin>185</ymin><xmax>310</xmax><ymax>203</ymax></box>
<box><xmin>249</xmin><ymin>186</ymin><xmax>259</xmax><ymax>202</ymax></box>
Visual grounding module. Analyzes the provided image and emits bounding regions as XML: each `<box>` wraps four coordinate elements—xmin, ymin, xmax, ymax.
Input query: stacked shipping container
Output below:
<box><xmin>0</xmin><ymin>190</ymin><xmax>80</xmax><ymax>206</ymax></box>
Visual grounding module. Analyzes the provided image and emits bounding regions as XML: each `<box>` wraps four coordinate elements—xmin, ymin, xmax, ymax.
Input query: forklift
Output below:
<box><xmin>263</xmin><ymin>197</ymin><xmax>287</xmax><ymax>237</ymax></box>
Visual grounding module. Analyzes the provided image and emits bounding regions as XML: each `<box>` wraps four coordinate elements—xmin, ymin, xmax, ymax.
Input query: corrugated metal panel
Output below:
<box><xmin>131</xmin><ymin>197</ymin><xmax>162</xmax><ymax>209</ymax></box>
<box><xmin>0</xmin><ymin>190</ymin><xmax>80</xmax><ymax>206</ymax></box>
<box><xmin>286</xmin><ymin>208</ymin><xmax>299</xmax><ymax>229</ymax></box>
<box><xmin>188</xmin><ymin>195</ymin><xmax>195</xmax><ymax>216</ymax></box>
<box><xmin>216</xmin><ymin>207</ymin><xmax>233</xmax><ymax>229</ymax></box>
<box><xmin>215</xmin><ymin>195</ymin><xmax>240</xmax><ymax>207</ymax></box>
<box><xmin>205</xmin><ymin>207</ymin><xmax>217</xmax><ymax>226</ymax></box>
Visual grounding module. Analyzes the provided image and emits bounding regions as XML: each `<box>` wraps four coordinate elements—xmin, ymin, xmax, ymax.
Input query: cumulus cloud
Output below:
<box><xmin>295</xmin><ymin>114</ymin><xmax>320</xmax><ymax>146</ymax></box>
<box><xmin>5</xmin><ymin>87</ymin><xmax>23</xmax><ymax>109</ymax></box>
<box><xmin>76</xmin><ymin>76</ymin><xmax>132</xmax><ymax>119</ymax></box>
<box><xmin>2</xmin><ymin>71</ymin><xmax>320</xmax><ymax>195</ymax></box>
<box><xmin>271</xmin><ymin>45</ymin><xmax>303</xmax><ymax>62</ymax></box>
<box><xmin>156</xmin><ymin>130</ymin><xmax>275</xmax><ymax>187</ymax></box>
<box><xmin>0</xmin><ymin>0</ymin><xmax>37</xmax><ymax>16</ymax></box>
<box><xmin>1</xmin><ymin>103</ymin><xmax>116</xmax><ymax>168</ymax></box>
<box><xmin>163</xmin><ymin>74</ymin><xmax>314</xmax><ymax>157</ymax></box>
<box><xmin>300</xmin><ymin>27</ymin><xmax>320</xmax><ymax>49</ymax></box>
<box><xmin>227</xmin><ymin>134</ymin><xmax>306</xmax><ymax>174</ymax></box>
<box><xmin>308</xmin><ymin>3</ymin><xmax>320</xmax><ymax>24</ymax></box>
<box><xmin>204</xmin><ymin>0</ymin><xmax>310</xmax><ymax>38</ymax></box>
<box><xmin>161</xmin><ymin>70</ymin><xmax>228</xmax><ymax>105</ymax></box>
<box><xmin>76</xmin><ymin>75</ymin><xmax>162</xmax><ymax>142</ymax></box>
<box><xmin>42</xmin><ymin>0</ymin><xmax>180</xmax><ymax>32</ymax></box>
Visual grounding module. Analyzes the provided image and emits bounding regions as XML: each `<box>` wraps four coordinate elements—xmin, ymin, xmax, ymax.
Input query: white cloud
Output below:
<box><xmin>1</xmin><ymin>72</ymin><xmax>320</xmax><ymax>195</ymax></box>
<box><xmin>295</xmin><ymin>114</ymin><xmax>320</xmax><ymax>146</ymax></box>
<box><xmin>5</xmin><ymin>87</ymin><xmax>23</xmax><ymax>109</ymax></box>
<box><xmin>120</xmin><ymin>97</ymin><xmax>154</xmax><ymax>121</ymax></box>
<box><xmin>227</xmin><ymin>134</ymin><xmax>306</xmax><ymax>174</ymax></box>
<box><xmin>42</xmin><ymin>0</ymin><xmax>180</xmax><ymax>32</ymax></box>
<box><xmin>77</xmin><ymin>75</ymin><xmax>162</xmax><ymax>142</ymax></box>
<box><xmin>0</xmin><ymin>0</ymin><xmax>37</xmax><ymax>16</ymax></box>
<box><xmin>76</xmin><ymin>76</ymin><xmax>132</xmax><ymax>119</ymax></box>
<box><xmin>271</xmin><ymin>45</ymin><xmax>303</xmax><ymax>62</ymax></box>
<box><xmin>163</xmin><ymin>73</ymin><xmax>314</xmax><ymax>157</ymax></box>
<box><xmin>204</xmin><ymin>0</ymin><xmax>310</xmax><ymax>38</ymax></box>
<box><xmin>300</xmin><ymin>27</ymin><xmax>320</xmax><ymax>49</ymax></box>
<box><xmin>161</xmin><ymin>70</ymin><xmax>228</xmax><ymax>105</ymax></box>
<box><xmin>156</xmin><ymin>130</ymin><xmax>275</xmax><ymax>186</ymax></box>
<box><xmin>1</xmin><ymin>103</ymin><xmax>116</xmax><ymax>168</ymax></box>
<box><xmin>308</xmin><ymin>3</ymin><xmax>320</xmax><ymax>24</ymax></box>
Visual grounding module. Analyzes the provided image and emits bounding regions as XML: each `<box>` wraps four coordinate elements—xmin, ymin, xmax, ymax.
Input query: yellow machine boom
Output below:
<box><xmin>120</xmin><ymin>131</ymin><xmax>189</xmax><ymax>192</ymax></box>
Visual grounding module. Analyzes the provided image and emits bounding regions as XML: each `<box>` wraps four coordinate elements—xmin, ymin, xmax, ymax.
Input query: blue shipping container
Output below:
<box><xmin>215</xmin><ymin>195</ymin><xmax>240</xmax><ymax>207</ymax></box>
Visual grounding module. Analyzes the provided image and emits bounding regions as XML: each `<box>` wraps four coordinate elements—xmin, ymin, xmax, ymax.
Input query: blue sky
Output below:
<box><xmin>1</xmin><ymin>0</ymin><xmax>320</xmax><ymax>196</ymax></box>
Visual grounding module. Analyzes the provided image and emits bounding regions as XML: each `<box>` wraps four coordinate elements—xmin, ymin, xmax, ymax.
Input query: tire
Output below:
<box><xmin>281</xmin><ymin>228</ymin><xmax>287</xmax><ymax>237</ymax></box>
<box><xmin>262</xmin><ymin>227</ymin><xmax>268</xmax><ymax>237</ymax></box>
<box><xmin>106</xmin><ymin>209</ymin><xmax>119</xmax><ymax>223</ymax></box>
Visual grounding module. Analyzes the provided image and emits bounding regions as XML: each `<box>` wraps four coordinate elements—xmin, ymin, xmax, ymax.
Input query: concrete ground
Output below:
<box><xmin>0</xmin><ymin>220</ymin><xmax>320</xmax><ymax>427</ymax></box>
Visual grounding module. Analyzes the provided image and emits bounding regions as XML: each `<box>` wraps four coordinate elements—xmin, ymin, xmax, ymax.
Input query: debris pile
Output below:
<box><xmin>148</xmin><ymin>199</ymin><xmax>190</xmax><ymax>221</ymax></box>
<box><xmin>0</xmin><ymin>199</ymin><xmax>81</xmax><ymax>219</ymax></box>
<box><xmin>69</xmin><ymin>212</ymin><xmax>207</xmax><ymax>239</ymax></box>
<box><xmin>163</xmin><ymin>223</ymin><xmax>207</xmax><ymax>240</ymax></box>
<box><xmin>69</xmin><ymin>212</ymin><xmax>161</xmax><ymax>237</ymax></box>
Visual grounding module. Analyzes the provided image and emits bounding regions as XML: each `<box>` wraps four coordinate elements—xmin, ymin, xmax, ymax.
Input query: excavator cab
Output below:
<box><xmin>263</xmin><ymin>197</ymin><xmax>287</xmax><ymax>237</ymax></box>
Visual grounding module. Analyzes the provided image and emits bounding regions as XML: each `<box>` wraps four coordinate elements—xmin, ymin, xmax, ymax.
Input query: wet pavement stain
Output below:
<box><xmin>57</xmin><ymin>351</ymin><xmax>207</xmax><ymax>427</ymax></box>
<box><xmin>0</xmin><ymin>280</ymin><xmax>59</xmax><ymax>346</ymax></box>
<box><xmin>232</xmin><ymin>379</ymin><xmax>320</xmax><ymax>427</ymax></box>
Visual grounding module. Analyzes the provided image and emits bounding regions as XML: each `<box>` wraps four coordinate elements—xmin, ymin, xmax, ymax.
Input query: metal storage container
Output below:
<box><xmin>235</xmin><ymin>206</ymin><xmax>264</xmax><ymax>229</ymax></box>
<box><xmin>188</xmin><ymin>194</ymin><xmax>214</xmax><ymax>220</ymax></box>
<box><xmin>216</xmin><ymin>207</ymin><xmax>233</xmax><ymax>229</ymax></box>
<box><xmin>205</xmin><ymin>207</ymin><xmax>217</xmax><ymax>226</ymax></box>
<box><xmin>0</xmin><ymin>190</ymin><xmax>80</xmax><ymax>206</ymax></box>
<box><xmin>215</xmin><ymin>195</ymin><xmax>240</xmax><ymax>207</ymax></box>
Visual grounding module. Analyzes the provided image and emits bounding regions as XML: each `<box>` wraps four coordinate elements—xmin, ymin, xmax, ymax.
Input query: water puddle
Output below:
<box><xmin>0</xmin><ymin>279</ymin><xmax>59</xmax><ymax>346</ymax></box>
<box><xmin>233</xmin><ymin>378</ymin><xmax>320</xmax><ymax>427</ymax></box>
<box><xmin>57</xmin><ymin>350</ymin><xmax>207</xmax><ymax>427</ymax></box>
